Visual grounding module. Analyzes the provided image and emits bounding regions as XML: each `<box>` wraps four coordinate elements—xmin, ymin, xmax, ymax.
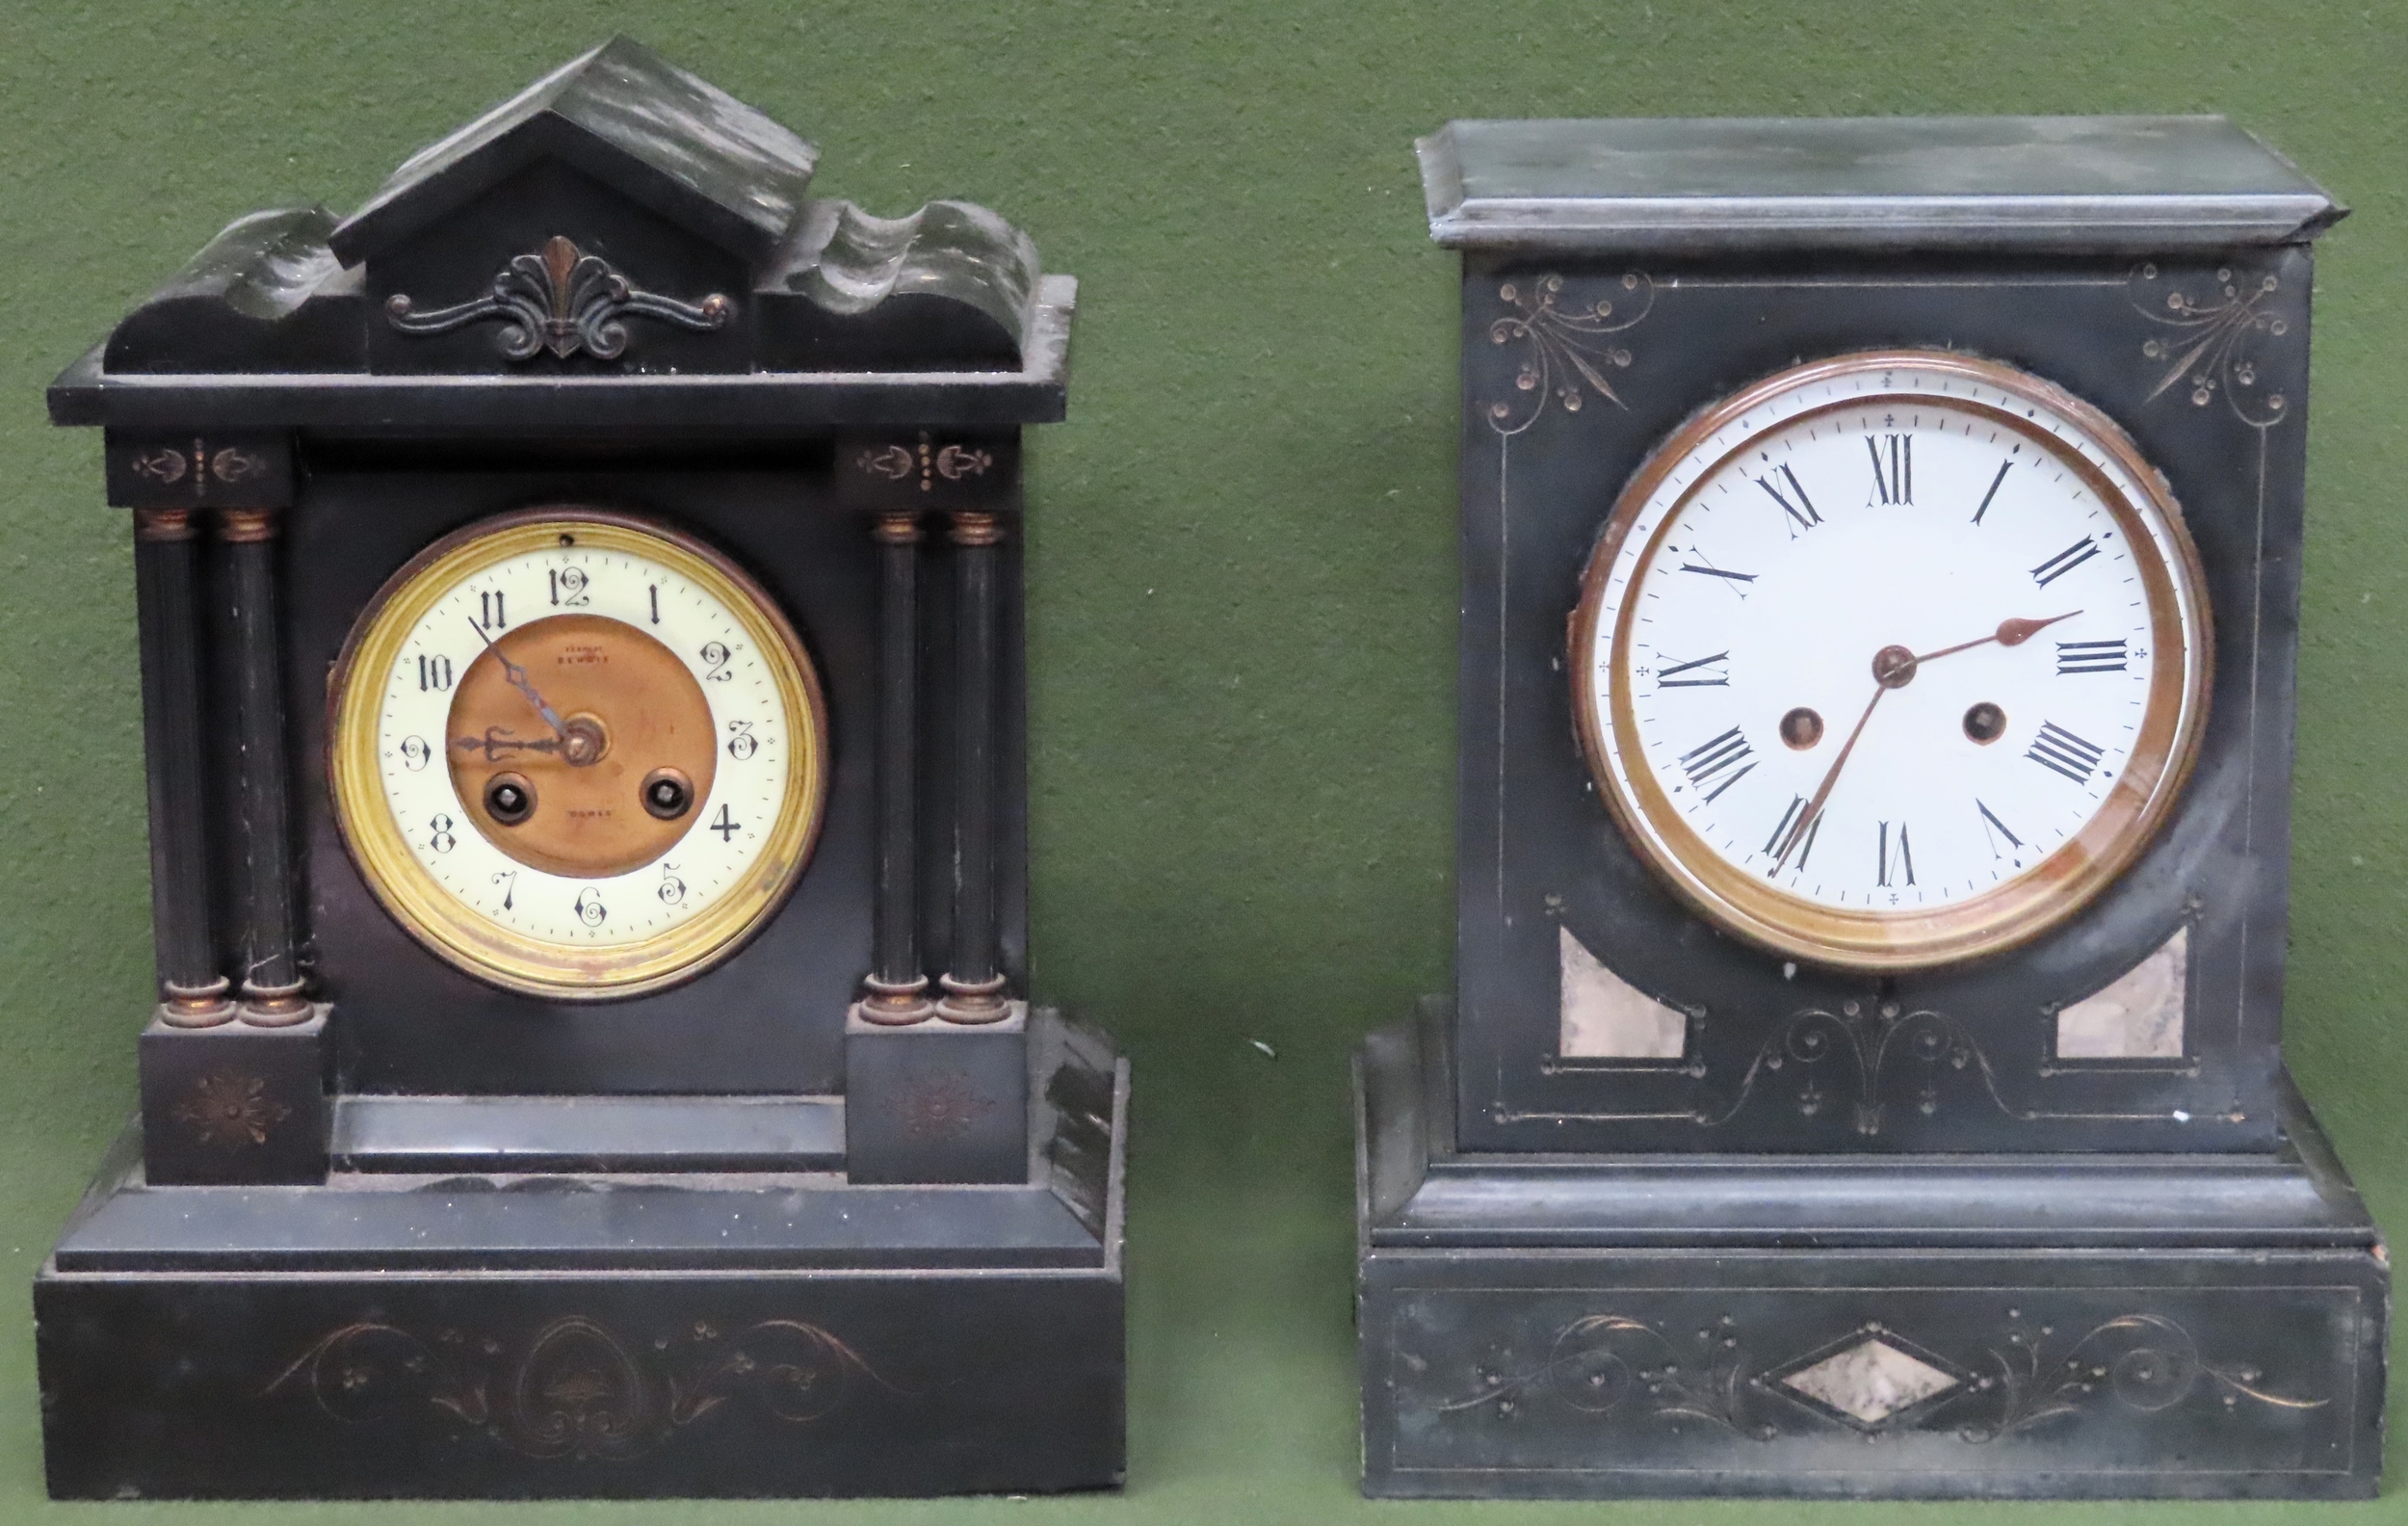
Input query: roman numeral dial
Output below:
<box><xmin>1866</xmin><ymin>434</ymin><xmax>1912</xmax><ymax>505</ymax></box>
<box><xmin>1756</xmin><ymin>464</ymin><xmax>1823</xmax><ymax>536</ymax></box>
<box><xmin>2026</xmin><ymin>721</ymin><xmax>2107</xmax><ymax>785</ymax></box>
<box><xmin>1652</xmin><ymin>650</ymin><xmax>1730</xmax><ymax>688</ymax></box>
<box><xmin>2030</xmin><ymin>536</ymin><xmax>2103</xmax><ymax>588</ymax></box>
<box><xmin>1573</xmin><ymin>352</ymin><xmax>2210</xmax><ymax>972</ymax></box>
<box><xmin>1676</xmin><ymin>725</ymin><xmax>1757</xmax><ymax>802</ymax></box>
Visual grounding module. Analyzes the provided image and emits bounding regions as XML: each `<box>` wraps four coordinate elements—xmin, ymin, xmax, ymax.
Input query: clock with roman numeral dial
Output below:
<box><xmin>1571</xmin><ymin>351</ymin><xmax>2211</xmax><ymax>971</ymax></box>
<box><xmin>328</xmin><ymin>509</ymin><xmax>829</xmax><ymax>998</ymax></box>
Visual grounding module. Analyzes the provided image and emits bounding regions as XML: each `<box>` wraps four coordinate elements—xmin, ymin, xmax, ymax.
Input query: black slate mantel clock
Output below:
<box><xmin>38</xmin><ymin>39</ymin><xmax>1125</xmax><ymax>1501</ymax></box>
<box><xmin>1355</xmin><ymin>117</ymin><xmax>2386</xmax><ymax>1499</ymax></box>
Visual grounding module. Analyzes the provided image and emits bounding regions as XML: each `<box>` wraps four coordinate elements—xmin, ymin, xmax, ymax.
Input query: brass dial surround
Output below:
<box><xmin>329</xmin><ymin>509</ymin><xmax>828</xmax><ymax>999</ymax></box>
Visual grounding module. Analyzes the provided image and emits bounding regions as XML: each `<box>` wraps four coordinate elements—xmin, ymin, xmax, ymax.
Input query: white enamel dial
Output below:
<box><xmin>1572</xmin><ymin>353</ymin><xmax>2211</xmax><ymax>971</ymax></box>
<box><xmin>330</xmin><ymin>512</ymin><xmax>828</xmax><ymax>998</ymax></box>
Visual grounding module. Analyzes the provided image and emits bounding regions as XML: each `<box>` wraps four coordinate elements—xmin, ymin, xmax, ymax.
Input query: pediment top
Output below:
<box><xmin>54</xmin><ymin>39</ymin><xmax>1073</xmax><ymax>427</ymax></box>
<box><xmin>329</xmin><ymin>36</ymin><xmax>819</xmax><ymax>267</ymax></box>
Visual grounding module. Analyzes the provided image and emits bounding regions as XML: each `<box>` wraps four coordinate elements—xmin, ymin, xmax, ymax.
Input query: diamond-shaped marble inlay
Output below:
<box><xmin>1778</xmin><ymin>1336</ymin><xmax>1960</xmax><ymax>1425</ymax></box>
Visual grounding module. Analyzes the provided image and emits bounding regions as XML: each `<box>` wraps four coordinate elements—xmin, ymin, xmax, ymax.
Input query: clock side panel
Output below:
<box><xmin>1454</xmin><ymin>250</ymin><xmax>2312</xmax><ymax>1153</ymax></box>
<box><xmin>284</xmin><ymin>460</ymin><xmax>887</xmax><ymax>1095</ymax></box>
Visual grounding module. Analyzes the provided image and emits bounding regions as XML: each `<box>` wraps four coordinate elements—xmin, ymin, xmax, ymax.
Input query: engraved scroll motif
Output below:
<box><xmin>2129</xmin><ymin>262</ymin><xmax>2293</xmax><ymax>429</ymax></box>
<box><xmin>1484</xmin><ymin>272</ymin><xmax>1655</xmax><ymax>435</ymax></box>
<box><xmin>386</xmin><ymin>235</ymin><xmax>733</xmax><ymax>361</ymax></box>
<box><xmin>268</xmin><ymin>1314</ymin><xmax>898</xmax><ymax>1460</ymax></box>
<box><xmin>1440</xmin><ymin>1314</ymin><xmax>1759</xmax><ymax>1435</ymax></box>
<box><xmin>1530</xmin><ymin>998</ymin><xmax>2205</xmax><ymax>1134</ymax></box>
<box><xmin>1602</xmin><ymin>1003</ymin><xmax>1994</xmax><ymax>1136</ymax></box>
<box><xmin>1738</xmin><ymin>1003</ymin><xmax>1982</xmax><ymax>1136</ymax></box>
<box><xmin>1959</xmin><ymin>1311</ymin><xmax>2325</xmax><ymax>1440</ymax></box>
<box><xmin>1435</xmin><ymin>1309</ymin><xmax>2319</xmax><ymax>1442</ymax></box>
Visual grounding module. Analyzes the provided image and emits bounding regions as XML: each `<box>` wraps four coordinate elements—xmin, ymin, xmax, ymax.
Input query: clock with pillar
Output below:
<box><xmin>1356</xmin><ymin>117</ymin><xmax>2385</xmax><ymax>1500</ymax></box>
<box><xmin>38</xmin><ymin>39</ymin><xmax>1125</xmax><ymax>1501</ymax></box>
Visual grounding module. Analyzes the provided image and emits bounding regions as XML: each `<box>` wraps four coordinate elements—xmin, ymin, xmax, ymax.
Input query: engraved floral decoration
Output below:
<box><xmin>1553</xmin><ymin>995</ymin><xmax>2208</xmax><ymax>1135</ymax></box>
<box><xmin>1443</xmin><ymin>1313</ymin><xmax>1759</xmax><ymax>1434</ymax></box>
<box><xmin>172</xmin><ymin>1070</ymin><xmax>291</xmax><ymax>1148</ymax></box>
<box><xmin>1746</xmin><ymin>1003</ymin><xmax>1981</xmax><ymax>1136</ymax></box>
<box><xmin>386</xmin><ymin>235</ymin><xmax>733</xmax><ymax>362</ymax></box>
<box><xmin>267</xmin><ymin>1313</ymin><xmax>898</xmax><ymax>1460</ymax></box>
<box><xmin>1485</xmin><ymin>272</ymin><xmax>1655</xmax><ymax>435</ymax></box>
<box><xmin>2129</xmin><ymin>261</ymin><xmax>2292</xmax><ymax>428</ymax></box>
<box><xmin>853</xmin><ymin>432</ymin><xmax>997</xmax><ymax>490</ymax></box>
<box><xmin>1959</xmin><ymin>1310</ymin><xmax>2324</xmax><ymax>1440</ymax></box>
<box><xmin>1619</xmin><ymin>1002</ymin><xmax>1995</xmax><ymax>1137</ymax></box>
<box><xmin>1433</xmin><ymin>1308</ymin><xmax>2320</xmax><ymax>1443</ymax></box>
<box><xmin>905</xmin><ymin>1072</ymin><xmax>996</xmax><ymax>1141</ymax></box>
<box><xmin>126</xmin><ymin>438</ymin><xmax>272</xmax><ymax>495</ymax></box>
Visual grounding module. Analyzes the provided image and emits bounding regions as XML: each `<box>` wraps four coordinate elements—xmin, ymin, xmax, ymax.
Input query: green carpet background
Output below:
<box><xmin>1</xmin><ymin>0</ymin><xmax>2402</xmax><ymax>1518</ymax></box>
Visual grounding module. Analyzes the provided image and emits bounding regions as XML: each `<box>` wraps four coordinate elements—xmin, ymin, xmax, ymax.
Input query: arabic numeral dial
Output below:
<box><xmin>332</xmin><ymin>513</ymin><xmax>831</xmax><ymax>998</ymax></box>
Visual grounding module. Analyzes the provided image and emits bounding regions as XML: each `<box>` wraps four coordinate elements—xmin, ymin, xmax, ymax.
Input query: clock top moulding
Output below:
<box><xmin>1354</xmin><ymin>114</ymin><xmax>2384</xmax><ymax>1501</ymax></box>
<box><xmin>37</xmin><ymin>38</ymin><xmax>1125</xmax><ymax>1502</ymax></box>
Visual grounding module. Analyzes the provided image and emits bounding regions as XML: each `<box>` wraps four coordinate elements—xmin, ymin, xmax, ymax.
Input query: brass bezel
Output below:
<box><xmin>328</xmin><ymin>508</ymin><xmax>830</xmax><ymax>1000</ymax></box>
<box><xmin>1568</xmin><ymin>351</ymin><xmax>2212</xmax><ymax>973</ymax></box>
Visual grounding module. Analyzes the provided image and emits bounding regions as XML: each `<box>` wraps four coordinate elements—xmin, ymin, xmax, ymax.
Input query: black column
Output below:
<box><xmin>858</xmin><ymin>508</ymin><xmax>933</xmax><ymax>1024</ymax></box>
<box><xmin>133</xmin><ymin>508</ymin><xmax>232</xmax><ymax>1026</ymax></box>
<box><xmin>219</xmin><ymin>508</ymin><xmax>309</xmax><ymax>1025</ymax></box>
<box><xmin>936</xmin><ymin>510</ymin><xmax>1009</xmax><ymax>1023</ymax></box>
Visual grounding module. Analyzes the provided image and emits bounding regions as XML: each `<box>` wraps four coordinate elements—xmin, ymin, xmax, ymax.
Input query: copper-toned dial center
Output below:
<box><xmin>445</xmin><ymin>614</ymin><xmax>717</xmax><ymax>878</ymax></box>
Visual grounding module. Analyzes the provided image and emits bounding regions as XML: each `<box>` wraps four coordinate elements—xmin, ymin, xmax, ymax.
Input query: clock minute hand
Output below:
<box><xmin>465</xmin><ymin>618</ymin><xmax>567</xmax><ymax>738</ymax></box>
<box><xmin>1772</xmin><ymin>680</ymin><xmax>1886</xmax><ymax>873</ymax></box>
<box><xmin>1770</xmin><ymin>640</ymin><xmax>1924</xmax><ymax>873</ymax></box>
<box><xmin>1771</xmin><ymin>614</ymin><xmax>2081</xmax><ymax>873</ymax></box>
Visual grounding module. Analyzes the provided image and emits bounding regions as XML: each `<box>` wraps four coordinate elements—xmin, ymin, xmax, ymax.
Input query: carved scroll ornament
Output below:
<box><xmin>386</xmin><ymin>235</ymin><xmax>732</xmax><ymax>361</ymax></box>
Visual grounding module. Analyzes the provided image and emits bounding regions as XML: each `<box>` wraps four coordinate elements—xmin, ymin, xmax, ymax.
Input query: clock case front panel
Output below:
<box><xmin>285</xmin><ymin>453</ymin><xmax>1027</xmax><ymax>1095</ymax></box>
<box><xmin>1457</xmin><ymin>249</ymin><xmax>2311</xmax><ymax>1154</ymax></box>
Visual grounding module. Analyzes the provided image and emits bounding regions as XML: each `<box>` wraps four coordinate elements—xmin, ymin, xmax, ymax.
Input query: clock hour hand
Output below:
<box><xmin>452</xmin><ymin>726</ymin><xmax>565</xmax><ymax>764</ymax></box>
<box><xmin>1914</xmin><ymin>611</ymin><xmax>2081</xmax><ymax>666</ymax></box>
<box><xmin>466</xmin><ymin>617</ymin><xmax>568</xmax><ymax>738</ymax></box>
<box><xmin>1770</xmin><ymin>614</ymin><xmax>2081</xmax><ymax>872</ymax></box>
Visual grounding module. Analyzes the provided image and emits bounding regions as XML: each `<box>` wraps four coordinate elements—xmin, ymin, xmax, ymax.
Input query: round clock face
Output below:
<box><xmin>1571</xmin><ymin>352</ymin><xmax>2212</xmax><ymax>971</ymax></box>
<box><xmin>329</xmin><ymin>510</ymin><xmax>828</xmax><ymax>999</ymax></box>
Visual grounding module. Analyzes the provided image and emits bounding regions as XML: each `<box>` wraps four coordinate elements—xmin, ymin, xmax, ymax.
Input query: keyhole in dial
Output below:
<box><xmin>484</xmin><ymin>772</ymin><xmax>536</xmax><ymax>827</ymax></box>
<box><xmin>642</xmin><ymin>766</ymin><xmax>694</xmax><ymax>822</ymax></box>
